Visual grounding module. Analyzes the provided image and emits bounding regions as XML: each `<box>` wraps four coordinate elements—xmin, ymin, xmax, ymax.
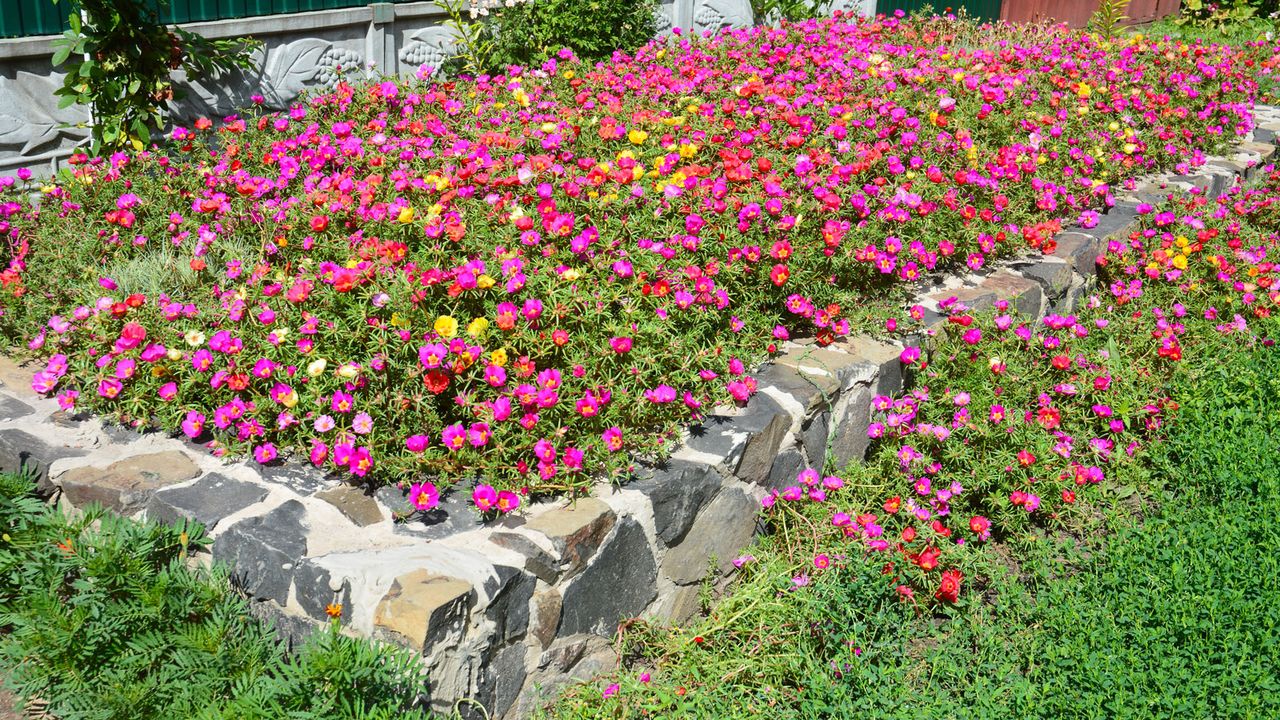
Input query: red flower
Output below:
<box><xmin>424</xmin><ymin>370</ymin><xmax>450</xmax><ymax>394</ymax></box>
<box><xmin>936</xmin><ymin>569</ymin><xmax>963</xmax><ymax>603</ymax></box>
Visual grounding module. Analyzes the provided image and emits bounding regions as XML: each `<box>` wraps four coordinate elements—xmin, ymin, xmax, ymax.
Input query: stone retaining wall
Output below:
<box><xmin>2</xmin><ymin>108</ymin><xmax>1276</xmax><ymax>718</ymax></box>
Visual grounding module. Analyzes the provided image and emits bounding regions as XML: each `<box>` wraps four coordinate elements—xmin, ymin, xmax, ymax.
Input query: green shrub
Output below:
<box><xmin>0</xmin><ymin>475</ymin><xmax>434</xmax><ymax>720</ymax></box>
<box><xmin>484</xmin><ymin>0</ymin><xmax>657</xmax><ymax>71</ymax></box>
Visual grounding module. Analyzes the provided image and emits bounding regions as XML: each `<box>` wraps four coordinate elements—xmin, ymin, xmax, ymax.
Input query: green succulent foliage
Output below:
<box><xmin>0</xmin><ymin>473</ymin><xmax>435</xmax><ymax>720</ymax></box>
<box><xmin>48</xmin><ymin>0</ymin><xmax>257</xmax><ymax>154</ymax></box>
<box><xmin>484</xmin><ymin>0</ymin><xmax>659</xmax><ymax>72</ymax></box>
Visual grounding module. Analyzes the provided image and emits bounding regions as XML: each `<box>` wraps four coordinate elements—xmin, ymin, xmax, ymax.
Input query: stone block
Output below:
<box><xmin>146</xmin><ymin>472</ymin><xmax>268</xmax><ymax>531</ymax></box>
<box><xmin>1017</xmin><ymin>257</ymin><xmax>1073</xmax><ymax>299</ymax></box>
<box><xmin>828</xmin><ymin>382</ymin><xmax>877</xmax><ymax>469</ymax></box>
<box><xmin>293</xmin><ymin>557</ymin><xmax>351</xmax><ymax>623</ymax></box>
<box><xmin>524</xmin><ymin>497</ymin><xmax>616</xmax><ymax>577</ymax></box>
<box><xmin>374</xmin><ymin>569</ymin><xmax>474</xmax><ymax>653</ymax></box>
<box><xmin>660</xmin><ymin>584</ymin><xmax>703</xmax><ymax>624</ymax></box>
<box><xmin>471</xmin><ymin>643</ymin><xmax>526</xmax><ymax>720</ymax></box>
<box><xmin>557</xmin><ymin>518</ymin><xmax>657</xmax><ymax>637</ymax></box>
<box><xmin>1051</xmin><ymin>232</ymin><xmax>1104</xmax><ymax>278</ymax></box>
<box><xmin>938</xmin><ymin>271</ymin><xmax>1042</xmax><ymax>319</ymax></box>
<box><xmin>59</xmin><ymin>450</ymin><xmax>201</xmax><ymax>514</ymax></box>
<box><xmin>213</xmin><ymin>499</ymin><xmax>310</xmax><ymax>605</ymax></box>
<box><xmin>800</xmin><ymin>408</ymin><xmax>830</xmax><ymax>470</ymax></box>
<box><xmin>753</xmin><ymin>362</ymin><xmax>828</xmax><ymax>416</ymax></box>
<box><xmin>392</xmin><ymin>485</ymin><xmax>485</xmax><ymax>540</ymax></box>
<box><xmin>729</xmin><ymin>393</ymin><xmax>791</xmax><ymax>486</ymax></box>
<box><xmin>489</xmin><ymin>530</ymin><xmax>561</xmax><ymax>584</ymax></box>
<box><xmin>0</xmin><ymin>395</ymin><xmax>34</xmax><ymax>421</ymax></box>
<box><xmin>259</xmin><ymin>461</ymin><xmax>330</xmax><ymax>495</ymax></box>
<box><xmin>766</xmin><ymin>445</ymin><xmax>806</xmax><ymax>490</ymax></box>
<box><xmin>660</xmin><ymin>486</ymin><xmax>757</xmax><ymax>585</ymax></box>
<box><xmin>0</xmin><ymin>427</ymin><xmax>87</xmax><ymax>496</ymax></box>
<box><xmin>631</xmin><ymin>458</ymin><xmax>722</xmax><ymax>546</ymax></box>
<box><xmin>315</xmin><ymin>484</ymin><xmax>385</xmax><ymax>527</ymax></box>
<box><xmin>0</xmin><ymin>355</ymin><xmax>35</xmax><ymax>391</ymax></box>
<box><xmin>486</xmin><ymin>564</ymin><xmax>535</xmax><ymax>644</ymax></box>
<box><xmin>530</xmin><ymin>589</ymin><xmax>562</xmax><ymax>650</ymax></box>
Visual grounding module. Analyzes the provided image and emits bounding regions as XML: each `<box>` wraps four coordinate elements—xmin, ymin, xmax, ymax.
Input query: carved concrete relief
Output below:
<box><xmin>692</xmin><ymin>0</ymin><xmax>754</xmax><ymax>33</ymax></box>
<box><xmin>398</xmin><ymin>26</ymin><xmax>461</xmax><ymax>78</ymax></box>
<box><xmin>0</xmin><ymin>71</ymin><xmax>90</xmax><ymax>155</ymax></box>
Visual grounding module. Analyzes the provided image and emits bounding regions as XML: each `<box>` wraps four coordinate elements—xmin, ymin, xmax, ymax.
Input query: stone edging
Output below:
<box><xmin>2</xmin><ymin>106</ymin><xmax>1276</xmax><ymax>719</ymax></box>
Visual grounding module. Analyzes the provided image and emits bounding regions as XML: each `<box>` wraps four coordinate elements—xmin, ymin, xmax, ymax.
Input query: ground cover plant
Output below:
<box><xmin>0</xmin><ymin>470</ymin><xmax>436</xmax><ymax>720</ymax></box>
<box><xmin>0</xmin><ymin>14</ymin><xmax>1261</xmax><ymax>510</ymax></box>
<box><xmin>545</xmin><ymin>167</ymin><xmax>1280</xmax><ymax>718</ymax></box>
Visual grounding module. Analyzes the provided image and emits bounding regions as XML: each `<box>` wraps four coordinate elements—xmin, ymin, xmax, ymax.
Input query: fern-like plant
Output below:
<box><xmin>1088</xmin><ymin>0</ymin><xmax>1131</xmax><ymax>41</ymax></box>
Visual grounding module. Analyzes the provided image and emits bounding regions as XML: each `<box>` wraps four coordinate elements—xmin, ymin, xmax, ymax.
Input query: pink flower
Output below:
<box><xmin>473</xmin><ymin>484</ymin><xmax>498</xmax><ymax>511</ymax></box>
<box><xmin>309</xmin><ymin>440</ymin><xmax>329</xmax><ymax>466</ymax></box>
<box><xmin>97</xmin><ymin>378</ymin><xmax>123</xmax><ymax>399</ymax></box>
<box><xmin>603</xmin><ymin>683</ymin><xmax>619</xmax><ymax>699</ymax></box>
<box><xmin>609</xmin><ymin>336</ymin><xmax>633</xmax><ymax>353</ymax></box>
<box><xmin>181</xmin><ymin>411</ymin><xmax>205</xmax><ymax>438</ymax></box>
<box><xmin>602</xmin><ymin>426</ymin><xmax>623</xmax><ymax>452</ymax></box>
<box><xmin>496</xmin><ymin>490</ymin><xmax>521</xmax><ymax>513</ymax></box>
<box><xmin>158</xmin><ymin>382</ymin><xmax>178</xmax><ymax>401</ymax></box>
<box><xmin>409</xmin><ymin>481</ymin><xmax>439</xmax><ymax>511</ymax></box>
<box><xmin>900</xmin><ymin>346</ymin><xmax>921</xmax><ymax>365</ymax></box>
<box><xmin>253</xmin><ymin>443</ymin><xmax>278</xmax><ymax>464</ymax></box>
<box><xmin>441</xmin><ymin>423</ymin><xmax>466</xmax><ymax>451</ymax></box>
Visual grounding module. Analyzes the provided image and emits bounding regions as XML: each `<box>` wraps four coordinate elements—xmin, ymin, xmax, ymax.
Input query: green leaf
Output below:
<box><xmin>52</xmin><ymin>43</ymin><xmax>74</xmax><ymax>66</ymax></box>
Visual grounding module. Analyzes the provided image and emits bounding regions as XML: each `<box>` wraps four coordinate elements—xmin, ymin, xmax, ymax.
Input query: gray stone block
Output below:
<box><xmin>60</xmin><ymin>451</ymin><xmax>202</xmax><ymax>515</ymax></box>
<box><xmin>214</xmin><ymin>500</ymin><xmax>310</xmax><ymax>605</ymax></box>
<box><xmin>632</xmin><ymin>459</ymin><xmax>722</xmax><ymax>546</ymax></box>
<box><xmin>470</xmin><ymin>642</ymin><xmax>526</xmax><ymax>720</ymax></box>
<box><xmin>766</xmin><ymin>445</ymin><xmax>806</xmax><ymax>490</ymax></box>
<box><xmin>660</xmin><ymin>487</ymin><xmax>757</xmax><ymax>585</ymax></box>
<box><xmin>558</xmin><ymin>519</ymin><xmax>657</xmax><ymax>638</ymax></box>
<box><xmin>293</xmin><ymin>557</ymin><xmax>352</xmax><ymax>623</ymax></box>
<box><xmin>146</xmin><ymin>472</ymin><xmax>268</xmax><ymax>531</ymax></box>
<box><xmin>0</xmin><ymin>395</ymin><xmax>34</xmax><ymax>421</ymax></box>
<box><xmin>486</xmin><ymin>564</ymin><xmax>535</xmax><ymax>644</ymax></box>
<box><xmin>0</xmin><ymin>427</ymin><xmax>87</xmax><ymax>496</ymax></box>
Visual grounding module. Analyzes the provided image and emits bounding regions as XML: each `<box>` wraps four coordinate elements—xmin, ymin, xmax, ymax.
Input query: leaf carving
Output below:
<box><xmin>262</xmin><ymin>39</ymin><xmax>332</xmax><ymax>106</ymax></box>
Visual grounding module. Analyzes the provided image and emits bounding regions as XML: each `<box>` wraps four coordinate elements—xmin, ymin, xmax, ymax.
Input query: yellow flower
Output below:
<box><xmin>563</xmin><ymin>69</ymin><xmax>575</xmax><ymax>80</ymax></box>
<box><xmin>513</xmin><ymin>88</ymin><xmax>530</xmax><ymax>107</ymax></box>
<box><xmin>628</xmin><ymin>129</ymin><xmax>649</xmax><ymax>145</ymax></box>
<box><xmin>1172</xmin><ymin>255</ymin><xmax>1188</xmax><ymax>270</ymax></box>
<box><xmin>434</xmin><ymin>316</ymin><xmax>459</xmax><ymax>338</ymax></box>
<box><xmin>477</xmin><ymin>274</ymin><xmax>496</xmax><ymax>290</ymax></box>
<box><xmin>390</xmin><ymin>312</ymin><xmax>412</xmax><ymax>329</ymax></box>
<box><xmin>281</xmin><ymin>389</ymin><xmax>299</xmax><ymax>409</ymax></box>
<box><xmin>166</xmin><ymin>347</ymin><xmax>184</xmax><ymax>362</ymax></box>
<box><xmin>540</xmin><ymin>122</ymin><xmax>557</xmax><ymax>133</ymax></box>
<box><xmin>307</xmin><ymin>358</ymin><xmax>328</xmax><ymax>376</ymax></box>
<box><xmin>397</xmin><ymin>206</ymin><xmax>415</xmax><ymax>223</ymax></box>
<box><xmin>562</xmin><ymin>268</ymin><xmax>581</xmax><ymax>282</ymax></box>
<box><xmin>467</xmin><ymin>317</ymin><xmax>490</xmax><ymax>337</ymax></box>
<box><xmin>490</xmin><ymin>348</ymin><xmax>508</xmax><ymax>367</ymax></box>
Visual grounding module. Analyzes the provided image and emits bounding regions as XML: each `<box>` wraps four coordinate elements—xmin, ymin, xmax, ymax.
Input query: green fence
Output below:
<box><xmin>876</xmin><ymin>0</ymin><xmax>1003</xmax><ymax>21</ymax></box>
<box><xmin>0</xmin><ymin>0</ymin><xmax>417</xmax><ymax>39</ymax></box>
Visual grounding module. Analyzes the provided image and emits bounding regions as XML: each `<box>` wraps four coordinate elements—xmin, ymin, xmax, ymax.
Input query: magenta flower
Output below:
<box><xmin>97</xmin><ymin>378</ymin><xmax>123</xmax><ymax>399</ymax></box>
<box><xmin>441</xmin><ymin>423</ymin><xmax>466</xmax><ymax>451</ymax></box>
<box><xmin>409</xmin><ymin>481</ymin><xmax>439</xmax><ymax>511</ymax></box>
<box><xmin>473</xmin><ymin>484</ymin><xmax>498</xmax><ymax>511</ymax></box>
<box><xmin>181</xmin><ymin>411</ymin><xmax>205</xmax><ymax>438</ymax></box>
<box><xmin>253</xmin><ymin>443</ymin><xmax>278</xmax><ymax>464</ymax></box>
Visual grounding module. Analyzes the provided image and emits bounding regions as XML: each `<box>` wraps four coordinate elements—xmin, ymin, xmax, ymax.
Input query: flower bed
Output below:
<box><xmin>547</xmin><ymin>160</ymin><xmax>1280</xmax><ymax>718</ymax></box>
<box><xmin>0</xmin><ymin>14</ymin><xmax>1259</xmax><ymax>506</ymax></box>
